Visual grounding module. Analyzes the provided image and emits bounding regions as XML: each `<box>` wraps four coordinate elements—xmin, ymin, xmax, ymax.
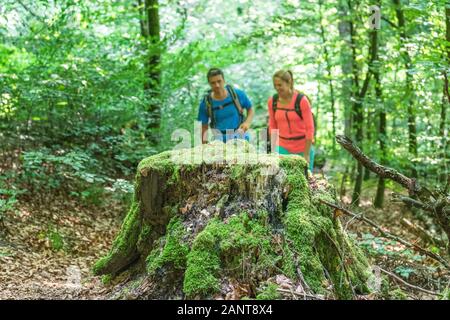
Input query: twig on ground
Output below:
<box><xmin>276</xmin><ymin>288</ymin><xmax>325</xmax><ymax>300</ymax></box>
<box><xmin>319</xmin><ymin>199</ymin><xmax>450</xmax><ymax>270</ymax></box>
<box><xmin>379</xmin><ymin>267</ymin><xmax>441</xmax><ymax>297</ymax></box>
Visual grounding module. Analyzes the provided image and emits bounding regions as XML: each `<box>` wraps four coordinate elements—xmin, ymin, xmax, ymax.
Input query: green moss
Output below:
<box><xmin>280</xmin><ymin>158</ymin><xmax>326</xmax><ymax>292</ymax></box>
<box><xmin>439</xmin><ymin>288</ymin><xmax>450</xmax><ymax>300</ymax></box>
<box><xmin>256</xmin><ymin>283</ymin><xmax>281</xmax><ymax>300</ymax></box>
<box><xmin>137</xmin><ymin>225</ymin><xmax>152</xmax><ymax>247</ymax></box>
<box><xmin>93</xmin><ymin>201</ymin><xmax>141</xmax><ymax>275</ymax></box>
<box><xmin>183</xmin><ymin>212</ymin><xmax>281</xmax><ymax>297</ymax></box>
<box><xmin>168</xmin><ymin>165</ymin><xmax>181</xmax><ymax>185</ymax></box>
<box><xmin>101</xmin><ymin>274</ymin><xmax>112</xmax><ymax>285</ymax></box>
<box><xmin>279</xmin><ymin>156</ymin><xmax>370</xmax><ymax>298</ymax></box>
<box><xmin>281</xmin><ymin>244</ymin><xmax>297</xmax><ymax>280</ymax></box>
<box><xmin>146</xmin><ymin>217</ymin><xmax>189</xmax><ymax>274</ymax></box>
<box><xmin>183</xmin><ymin>230</ymin><xmax>221</xmax><ymax>297</ymax></box>
<box><xmin>138</xmin><ymin>151</ymin><xmax>174</xmax><ymax>173</ymax></box>
<box><xmin>230</xmin><ymin>165</ymin><xmax>246</xmax><ymax>180</ymax></box>
<box><xmin>389</xmin><ymin>288</ymin><xmax>408</xmax><ymax>300</ymax></box>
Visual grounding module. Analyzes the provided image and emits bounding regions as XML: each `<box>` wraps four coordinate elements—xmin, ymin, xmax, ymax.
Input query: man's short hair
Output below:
<box><xmin>207</xmin><ymin>68</ymin><xmax>224</xmax><ymax>81</ymax></box>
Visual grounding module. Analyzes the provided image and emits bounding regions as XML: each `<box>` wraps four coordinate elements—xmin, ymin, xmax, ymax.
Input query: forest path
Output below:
<box><xmin>0</xmin><ymin>198</ymin><xmax>122</xmax><ymax>299</ymax></box>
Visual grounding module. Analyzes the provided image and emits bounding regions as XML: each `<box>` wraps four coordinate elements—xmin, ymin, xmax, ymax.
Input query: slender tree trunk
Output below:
<box><xmin>338</xmin><ymin>0</ymin><xmax>353</xmax><ymax>138</ymax></box>
<box><xmin>319</xmin><ymin>0</ymin><xmax>336</xmax><ymax>149</ymax></box>
<box><xmin>351</xmin><ymin>1</ymin><xmax>379</xmax><ymax>206</ymax></box>
<box><xmin>141</xmin><ymin>0</ymin><xmax>161</xmax><ymax>144</ymax></box>
<box><xmin>343</xmin><ymin>0</ymin><xmax>364</xmax><ymax>205</ymax></box>
<box><xmin>374</xmin><ymin>72</ymin><xmax>386</xmax><ymax>208</ymax></box>
<box><xmin>363</xmin><ymin>110</ymin><xmax>372</xmax><ymax>181</ymax></box>
<box><xmin>392</xmin><ymin>0</ymin><xmax>418</xmax><ymax>178</ymax></box>
<box><xmin>440</xmin><ymin>6</ymin><xmax>450</xmax><ymax>183</ymax></box>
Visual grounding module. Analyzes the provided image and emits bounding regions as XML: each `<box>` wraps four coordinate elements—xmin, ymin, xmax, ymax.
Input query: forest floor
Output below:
<box><xmin>0</xmin><ymin>196</ymin><xmax>123</xmax><ymax>299</ymax></box>
<box><xmin>338</xmin><ymin>177</ymin><xmax>450</xmax><ymax>299</ymax></box>
<box><xmin>0</xmin><ymin>176</ymin><xmax>448</xmax><ymax>300</ymax></box>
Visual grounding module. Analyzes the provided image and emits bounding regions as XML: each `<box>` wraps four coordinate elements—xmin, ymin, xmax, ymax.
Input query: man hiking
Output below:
<box><xmin>197</xmin><ymin>68</ymin><xmax>254</xmax><ymax>144</ymax></box>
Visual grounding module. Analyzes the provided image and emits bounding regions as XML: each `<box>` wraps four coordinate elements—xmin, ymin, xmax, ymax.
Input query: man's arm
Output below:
<box><xmin>239</xmin><ymin>108</ymin><xmax>254</xmax><ymax>132</ymax></box>
<box><xmin>201</xmin><ymin>124</ymin><xmax>209</xmax><ymax>144</ymax></box>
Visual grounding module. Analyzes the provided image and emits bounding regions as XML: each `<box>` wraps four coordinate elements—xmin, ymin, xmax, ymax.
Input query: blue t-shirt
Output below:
<box><xmin>197</xmin><ymin>87</ymin><xmax>252</xmax><ymax>131</ymax></box>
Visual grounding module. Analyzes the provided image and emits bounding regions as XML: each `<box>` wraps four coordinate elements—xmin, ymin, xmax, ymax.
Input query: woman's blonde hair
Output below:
<box><xmin>273</xmin><ymin>70</ymin><xmax>294</xmax><ymax>90</ymax></box>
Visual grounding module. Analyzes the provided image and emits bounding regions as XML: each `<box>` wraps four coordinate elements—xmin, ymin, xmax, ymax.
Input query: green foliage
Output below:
<box><xmin>388</xmin><ymin>288</ymin><xmax>409</xmax><ymax>300</ymax></box>
<box><xmin>256</xmin><ymin>283</ymin><xmax>281</xmax><ymax>300</ymax></box>
<box><xmin>38</xmin><ymin>225</ymin><xmax>65</xmax><ymax>251</ymax></box>
<box><xmin>0</xmin><ymin>188</ymin><xmax>19</xmax><ymax>218</ymax></box>
<box><xmin>0</xmin><ymin>178</ymin><xmax>25</xmax><ymax>221</ymax></box>
<box><xmin>21</xmin><ymin>149</ymin><xmax>103</xmax><ymax>188</ymax></box>
<box><xmin>358</xmin><ymin>233</ymin><xmax>424</xmax><ymax>262</ymax></box>
<box><xmin>394</xmin><ymin>266</ymin><xmax>416</xmax><ymax>280</ymax></box>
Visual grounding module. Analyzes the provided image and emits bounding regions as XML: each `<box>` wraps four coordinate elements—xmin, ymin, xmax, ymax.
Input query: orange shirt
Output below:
<box><xmin>268</xmin><ymin>91</ymin><xmax>315</xmax><ymax>153</ymax></box>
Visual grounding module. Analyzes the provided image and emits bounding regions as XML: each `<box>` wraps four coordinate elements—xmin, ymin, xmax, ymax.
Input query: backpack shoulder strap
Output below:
<box><xmin>226</xmin><ymin>85</ymin><xmax>243</xmax><ymax>115</ymax></box>
<box><xmin>272</xmin><ymin>94</ymin><xmax>279</xmax><ymax>112</ymax></box>
<box><xmin>204</xmin><ymin>91</ymin><xmax>215</xmax><ymax>128</ymax></box>
<box><xmin>294</xmin><ymin>92</ymin><xmax>305</xmax><ymax>120</ymax></box>
<box><xmin>294</xmin><ymin>92</ymin><xmax>316</xmax><ymax>138</ymax></box>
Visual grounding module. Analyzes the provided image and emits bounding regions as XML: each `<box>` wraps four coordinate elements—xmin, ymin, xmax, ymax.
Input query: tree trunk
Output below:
<box><xmin>440</xmin><ymin>6</ymin><xmax>450</xmax><ymax>184</ymax></box>
<box><xmin>338</xmin><ymin>0</ymin><xmax>354</xmax><ymax>138</ymax></box>
<box><xmin>363</xmin><ymin>110</ymin><xmax>373</xmax><ymax>181</ymax></box>
<box><xmin>93</xmin><ymin>143</ymin><xmax>373</xmax><ymax>299</ymax></box>
<box><xmin>141</xmin><ymin>0</ymin><xmax>161</xmax><ymax>144</ymax></box>
<box><xmin>352</xmin><ymin>3</ymin><xmax>379</xmax><ymax>205</ymax></box>
<box><xmin>374</xmin><ymin>71</ymin><xmax>386</xmax><ymax>208</ymax></box>
<box><xmin>319</xmin><ymin>0</ymin><xmax>336</xmax><ymax>149</ymax></box>
<box><xmin>392</xmin><ymin>0</ymin><xmax>418</xmax><ymax>178</ymax></box>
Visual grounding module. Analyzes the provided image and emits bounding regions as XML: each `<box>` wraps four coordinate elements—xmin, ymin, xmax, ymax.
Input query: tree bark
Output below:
<box><xmin>440</xmin><ymin>6</ymin><xmax>450</xmax><ymax>183</ymax></box>
<box><xmin>338</xmin><ymin>0</ymin><xmax>354</xmax><ymax>138</ymax></box>
<box><xmin>141</xmin><ymin>0</ymin><xmax>161</xmax><ymax>144</ymax></box>
<box><xmin>392</xmin><ymin>0</ymin><xmax>418</xmax><ymax>178</ymax></box>
<box><xmin>352</xmin><ymin>2</ymin><xmax>379</xmax><ymax>205</ymax></box>
<box><xmin>319</xmin><ymin>0</ymin><xmax>336</xmax><ymax>149</ymax></box>
<box><xmin>372</xmin><ymin>1</ymin><xmax>386</xmax><ymax>208</ymax></box>
<box><xmin>374</xmin><ymin>70</ymin><xmax>386</xmax><ymax>208</ymax></box>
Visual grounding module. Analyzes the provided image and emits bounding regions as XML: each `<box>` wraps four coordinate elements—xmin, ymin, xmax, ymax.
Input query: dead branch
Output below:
<box><xmin>335</xmin><ymin>135</ymin><xmax>418</xmax><ymax>194</ymax></box>
<box><xmin>379</xmin><ymin>267</ymin><xmax>440</xmax><ymax>297</ymax></box>
<box><xmin>336</xmin><ymin>135</ymin><xmax>450</xmax><ymax>251</ymax></box>
<box><xmin>319</xmin><ymin>199</ymin><xmax>450</xmax><ymax>270</ymax></box>
<box><xmin>400</xmin><ymin>218</ymin><xmax>446</xmax><ymax>247</ymax></box>
<box><xmin>392</xmin><ymin>194</ymin><xmax>432</xmax><ymax>212</ymax></box>
<box><xmin>276</xmin><ymin>288</ymin><xmax>325</xmax><ymax>300</ymax></box>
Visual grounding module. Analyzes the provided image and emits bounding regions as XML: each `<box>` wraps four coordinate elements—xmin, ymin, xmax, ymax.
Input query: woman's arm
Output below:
<box><xmin>268</xmin><ymin>97</ymin><xmax>277</xmax><ymax>132</ymax></box>
<box><xmin>300</xmin><ymin>96</ymin><xmax>314</xmax><ymax>165</ymax></box>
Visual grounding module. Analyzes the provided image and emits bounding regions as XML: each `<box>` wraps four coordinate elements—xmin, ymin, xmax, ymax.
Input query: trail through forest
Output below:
<box><xmin>0</xmin><ymin>198</ymin><xmax>121</xmax><ymax>299</ymax></box>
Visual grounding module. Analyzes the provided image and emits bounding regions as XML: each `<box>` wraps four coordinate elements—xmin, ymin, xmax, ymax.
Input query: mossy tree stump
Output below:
<box><xmin>93</xmin><ymin>141</ymin><xmax>373</xmax><ymax>299</ymax></box>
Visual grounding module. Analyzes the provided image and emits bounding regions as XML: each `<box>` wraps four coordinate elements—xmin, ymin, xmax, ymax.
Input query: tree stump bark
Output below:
<box><xmin>93</xmin><ymin>141</ymin><xmax>373</xmax><ymax>299</ymax></box>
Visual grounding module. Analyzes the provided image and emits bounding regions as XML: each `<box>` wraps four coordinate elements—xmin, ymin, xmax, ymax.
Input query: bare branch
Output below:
<box><xmin>319</xmin><ymin>199</ymin><xmax>450</xmax><ymax>270</ymax></box>
<box><xmin>277</xmin><ymin>288</ymin><xmax>325</xmax><ymax>300</ymax></box>
<box><xmin>392</xmin><ymin>194</ymin><xmax>432</xmax><ymax>212</ymax></box>
<box><xmin>382</xmin><ymin>17</ymin><xmax>398</xmax><ymax>28</ymax></box>
<box><xmin>379</xmin><ymin>267</ymin><xmax>440</xmax><ymax>296</ymax></box>
<box><xmin>336</xmin><ymin>135</ymin><xmax>418</xmax><ymax>194</ymax></box>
